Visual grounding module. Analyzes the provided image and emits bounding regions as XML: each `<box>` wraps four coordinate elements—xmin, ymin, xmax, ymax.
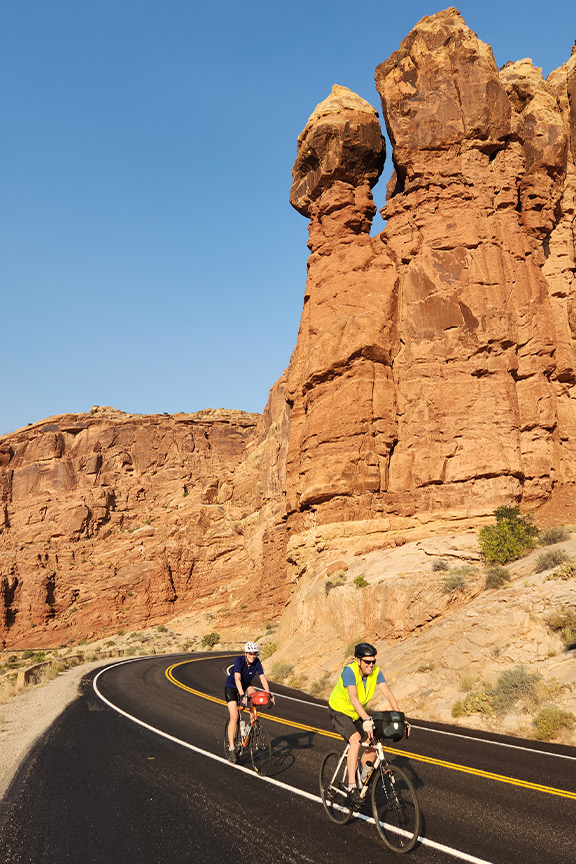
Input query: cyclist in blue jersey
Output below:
<box><xmin>328</xmin><ymin>642</ymin><xmax>402</xmax><ymax>804</ymax></box>
<box><xmin>225</xmin><ymin>641</ymin><xmax>271</xmax><ymax>762</ymax></box>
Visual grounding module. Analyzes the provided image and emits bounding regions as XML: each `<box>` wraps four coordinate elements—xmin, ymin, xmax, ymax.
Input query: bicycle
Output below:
<box><xmin>319</xmin><ymin>711</ymin><xmax>421</xmax><ymax>853</ymax></box>
<box><xmin>223</xmin><ymin>690</ymin><xmax>274</xmax><ymax>775</ymax></box>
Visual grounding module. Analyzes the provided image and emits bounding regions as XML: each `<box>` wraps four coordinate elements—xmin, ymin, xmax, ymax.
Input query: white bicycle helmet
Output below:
<box><xmin>244</xmin><ymin>641</ymin><xmax>259</xmax><ymax>653</ymax></box>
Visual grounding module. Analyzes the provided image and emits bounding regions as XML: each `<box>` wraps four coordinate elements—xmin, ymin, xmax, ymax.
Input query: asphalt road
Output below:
<box><xmin>0</xmin><ymin>652</ymin><xmax>574</xmax><ymax>864</ymax></box>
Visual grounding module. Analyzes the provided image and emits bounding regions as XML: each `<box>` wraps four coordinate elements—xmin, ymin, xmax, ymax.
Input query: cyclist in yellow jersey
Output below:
<box><xmin>328</xmin><ymin>642</ymin><xmax>402</xmax><ymax>805</ymax></box>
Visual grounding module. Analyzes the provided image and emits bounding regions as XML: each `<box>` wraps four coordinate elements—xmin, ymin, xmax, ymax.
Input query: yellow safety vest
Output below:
<box><xmin>328</xmin><ymin>662</ymin><xmax>381</xmax><ymax>720</ymax></box>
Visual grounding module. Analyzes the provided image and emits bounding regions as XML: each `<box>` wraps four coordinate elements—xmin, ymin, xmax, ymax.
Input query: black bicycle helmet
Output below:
<box><xmin>354</xmin><ymin>642</ymin><xmax>377</xmax><ymax>658</ymax></box>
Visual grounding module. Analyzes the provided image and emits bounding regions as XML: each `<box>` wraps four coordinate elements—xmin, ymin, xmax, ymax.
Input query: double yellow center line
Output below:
<box><xmin>166</xmin><ymin>657</ymin><xmax>576</xmax><ymax>801</ymax></box>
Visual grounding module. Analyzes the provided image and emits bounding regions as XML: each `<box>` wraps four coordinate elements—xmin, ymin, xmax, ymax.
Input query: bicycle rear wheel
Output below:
<box><xmin>371</xmin><ymin>765</ymin><xmax>420</xmax><ymax>852</ymax></box>
<box><xmin>223</xmin><ymin>719</ymin><xmax>242</xmax><ymax>760</ymax></box>
<box><xmin>249</xmin><ymin>720</ymin><xmax>271</xmax><ymax>775</ymax></box>
<box><xmin>319</xmin><ymin>751</ymin><xmax>353</xmax><ymax>825</ymax></box>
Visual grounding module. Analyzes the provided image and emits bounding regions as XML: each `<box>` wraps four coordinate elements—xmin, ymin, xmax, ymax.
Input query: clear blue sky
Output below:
<box><xmin>2</xmin><ymin>1</ymin><xmax>575</xmax><ymax>436</ymax></box>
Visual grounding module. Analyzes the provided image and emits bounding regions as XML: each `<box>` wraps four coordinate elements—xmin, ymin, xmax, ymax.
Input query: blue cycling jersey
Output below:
<box><xmin>225</xmin><ymin>655</ymin><xmax>264</xmax><ymax>690</ymax></box>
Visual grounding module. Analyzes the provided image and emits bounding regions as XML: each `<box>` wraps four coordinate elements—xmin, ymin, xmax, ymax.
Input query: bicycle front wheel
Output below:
<box><xmin>249</xmin><ymin>721</ymin><xmax>271</xmax><ymax>775</ymax></box>
<box><xmin>371</xmin><ymin>765</ymin><xmax>420</xmax><ymax>853</ymax></box>
<box><xmin>319</xmin><ymin>751</ymin><xmax>353</xmax><ymax>825</ymax></box>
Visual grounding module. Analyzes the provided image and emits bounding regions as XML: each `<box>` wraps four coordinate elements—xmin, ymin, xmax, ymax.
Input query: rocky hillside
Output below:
<box><xmin>2</xmin><ymin>6</ymin><xmax>576</xmax><ymax>741</ymax></box>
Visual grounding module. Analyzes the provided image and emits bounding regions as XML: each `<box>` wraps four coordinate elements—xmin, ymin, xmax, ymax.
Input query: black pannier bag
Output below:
<box><xmin>372</xmin><ymin>710</ymin><xmax>405</xmax><ymax>742</ymax></box>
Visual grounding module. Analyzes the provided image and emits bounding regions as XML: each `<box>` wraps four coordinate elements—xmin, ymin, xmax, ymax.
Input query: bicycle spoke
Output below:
<box><xmin>371</xmin><ymin>766</ymin><xmax>421</xmax><ymax>853</ymax></box>
<box><xmin>319</xmin><ymin>751</ymin><xmax>353</xmax><ymax>825</ymax></box>
<box><xmin>249</xmin><ymin>721</ymin><xmax>271</xmax><ymax>775</ymax></box>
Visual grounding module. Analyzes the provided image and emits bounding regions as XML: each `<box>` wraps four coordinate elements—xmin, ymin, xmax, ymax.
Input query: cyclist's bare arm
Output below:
<box><xmin>378</xmin><ymin>681</ymin><xmax>400</xmax><ymax>711</ymax></box>
<box><xmin>345</xmin><ymin>685</ymin><xmax>371</xmax><ymax>722</ymax></box>
<box><xmin>234</xmin><ymin>671</ymin><xmax>245</xmax><ymax>698</ymax></box>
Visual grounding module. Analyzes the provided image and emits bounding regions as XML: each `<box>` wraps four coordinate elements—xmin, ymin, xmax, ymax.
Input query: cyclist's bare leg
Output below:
<box><xmin>227</xmin><ymin>700</ymin><xmax>239</xmax><ymax>748</ymax></box>
<box><xmin>347</xmin><ymin>732</ymin><xmax>376</xmax><ymax>786</ymax></box>
<box><xmin>347</xmin><ymin>731</ymin><xmax>362</xmax><ymax>785</ymax></box>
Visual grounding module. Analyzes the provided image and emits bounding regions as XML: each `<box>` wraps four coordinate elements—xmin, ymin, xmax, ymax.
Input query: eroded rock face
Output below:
<box><xmin>284</xmin><ymin>7</ymin><xmax>576</xmax><ymax>548</ymax></box>
<box><xmin>0</xmin><ymin>407</ymin><xmax>289</xmax><ymax>647</ymax></box>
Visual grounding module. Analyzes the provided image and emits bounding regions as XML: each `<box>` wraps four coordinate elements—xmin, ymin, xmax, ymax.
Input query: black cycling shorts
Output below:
<box><xmin>329</xmin><ymin>707</ymin><xmax>367</xmax><ymax>742</ymax></box>
<box><xmin>225</xmin><ymin>687</ymin><xmax>242</xmax><ymax>704</ymax></box>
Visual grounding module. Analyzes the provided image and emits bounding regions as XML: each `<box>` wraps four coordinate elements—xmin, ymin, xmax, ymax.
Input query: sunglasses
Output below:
<box><xmin>361</xmin><ymin>658</ymin><xmax>376</xmax><ymax>665</ymax></box>
<box><xmin>246</xmin><ymin>652</ymin><xmax>259</xmax><ymax>656</ymax></box>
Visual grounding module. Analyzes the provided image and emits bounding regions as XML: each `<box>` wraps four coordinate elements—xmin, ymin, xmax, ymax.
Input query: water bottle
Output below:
<box><xmin>360</xmin><ymin>760</ymin><xmax>374</xmax><ymax>783</ymax></box>
<box><xmin>239</xmin><ymin>719</ymin><xmax>247</xmax><ymax>738</ymax></box>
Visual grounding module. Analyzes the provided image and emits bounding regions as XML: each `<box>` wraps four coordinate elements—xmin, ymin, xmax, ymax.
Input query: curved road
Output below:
<box><xmin>0</xmin><ymin>652</ymin><xmax>574</xmax><ymax>863</ymax></box>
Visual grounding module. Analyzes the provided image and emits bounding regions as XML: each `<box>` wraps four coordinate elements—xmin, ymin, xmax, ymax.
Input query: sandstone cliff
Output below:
<box><xmin>2</xmin><ymin>8</ymin><xmax>576</xmax><ymax>672</ymax></box>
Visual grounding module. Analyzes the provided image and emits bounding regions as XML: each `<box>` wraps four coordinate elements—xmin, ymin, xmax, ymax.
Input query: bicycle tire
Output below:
<box><xmin>249</xmin><ymin>720</ymin><xmax>271</xmax><ymax>775</ymax></box>
<box><xmin>319</xmin><ymin>751</ymin><xmax>354</xmax><ymax>825</ymax></box>
<box><xmin>223</xmin><ymin>718</ymin><xmax>242</xmax><ymax>760</ymax></box>
<box><xmin>370</xmin><ymin>765</ymin><xmax>420</xmax><ymax>853</ymax></box>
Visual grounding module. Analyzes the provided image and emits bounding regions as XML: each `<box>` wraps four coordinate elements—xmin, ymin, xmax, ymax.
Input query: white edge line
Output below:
<box><xmin>93</xmin><ymin>658</ymin><xmax>494</xmax><ymax>864</ymax></box>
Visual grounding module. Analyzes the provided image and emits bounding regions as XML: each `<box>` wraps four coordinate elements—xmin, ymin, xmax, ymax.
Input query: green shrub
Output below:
<box><xmin>534</xmin><ymin>549</ymin><xmax>569</xmax><ymax>573</ymax></box>
<box><xmin>270</xmin><ymin>662</ymin><xmax>294</xmax><ymax>681</ymax></box>
<box><xmin>432</xmin><ymin>559</ymin><xmax>450</xmax><ymax>572</ymax></box>
<box><xmin>451</xmin><ymin>692</ymin><xmax>494</xmax><ymax>717</ymax></box>
<box><xmin>538</xmin><ymin>526</ymin><xmax>570</xmax><ymax>546</ymax></box>
<box><xmin>485</xmin><ymin>565</ymin><xmax>511</xmax><ymax>589</ymax></box>
<box><xmin>478</xmin><ymin>506</ymin><xmax>538</xmax><ymax>564</ymax></box>
<box><xmin>490</xmin><ymin>666</ymin><xmax>541</xmax><ymax>713</ymax></box>
<box><xmin>201</xmin><ymin>632</ymin><xmax>220</xmax><ymax>648</ymax></box>
<box><xmin>442</xmin><ymin>574</ymin><xmax>466</xmax><ymax>594</ymax></box>
<box><xmin>354</xmin><ymin>575</ymin><xmax>369</xmax><ymax>589</ymax></box>
<box><xmin>532</xmin><ymin>705</ymin><xmax>576</xmax><ymax>740</ymax></box>
<box><xmin>260</xmin><ymin>641</ymin><xmax>277</xmax><ymax>660</ymax></box>
<box><xmin>156</xmin><ymin>624</ymin><xmax>169</xmax><ymax>633</ymax></box>
<box><xmin>546</xmin><ymin>561</ymin><xmax>576</xmax><ymax>581</ymax></box>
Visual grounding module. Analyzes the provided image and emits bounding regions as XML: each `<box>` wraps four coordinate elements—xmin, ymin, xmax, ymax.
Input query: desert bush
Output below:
<box><xmin>416</xmin><ymin>662</ymin><xmax>434</xmax><ymax>673</ymax></box>
<box><xmin>344</xmin><ymin>638</ymin><xmax>364</xmax><ymax>658</ymax></box>
<box><xmin>538</xmin><ymin>526</ymin><xmax>571</xmax><ymax>546</ymax></box>
<box><xmin>432</xmin><ymin>559</ymin><xmax>450</xmax><ymax>572</ymax></box>
<box><xmin>451</xmin><ymin>564</ymin><xmax>477</xmax><ymax>577</ymax></box>
<box><xmin>260</xmin><ymin>641</ymin><xmax>277</xmax><ymax>660</ymax></box>
<box><xmin>309</xmin><ymin>675</ymin><xmax>330</xmax><ymax>698</ymax></box>
<box><xmin>270</xmin><ymin>662</ymin><xmax>294</xmax><ymax>681</ymax></box>
<box><xmin>485</xmin><ymin>565</ymin><xmax>511</xmax><ymax>589</ymax></box>
<box><xmin>201</xmin><ymin>632</ymin><xmax>220</xmax><ymax>648</ymax></box>
<box><xmin>442</xmin><ymin>574</ymin><xmax>466</xmax><ymax>594</ymax></box>
<box><xmin>156</xmin><ymin>624</ymin><xmax>168</xmax><ymax>633</ymax></box>
<box><xmin>451</xmin><ymin>692</ymin><xmax>494</xmax><ymax>718</ymax></box>
<box><xmin>354</xmin><ymin>575</ymin><xmax>369</xmax><ymax>589</ymax></box>
<box><xmin>325</xmin><ymin>573</ymin><xmax>346</xmax><ymax>595</ymax></box>
<box><xmin>458</xmin><ymin>673</ymin><xmax>480</xmax><ymax>693</ymax></box>
<box><xmin>533</xmin><ymin>705</ymin><xmax>576</xmax><ymax>741</ymax></box>
<box><xmin>545</xmin><ymin>561</ymin><xmax>576</xmax><ymax>581</ymax></box>
<box><xmin>546</xmin><ymin>607</ymin><xmax>576</xmax><ymax>647</ymax></box>
<box><xmin>479</xmin><ymin>505</ymin><xmax>538</xmax><ymax>564</ymax></box>
<box><xmin>534</xmin><ymin>549</ymin><xmax>569</xmax><ymax>573</ymax></box>
<box><xmin>490</xmin><ymin>666</ymin><xmax>542</xmax><ymax>713</ymax></box>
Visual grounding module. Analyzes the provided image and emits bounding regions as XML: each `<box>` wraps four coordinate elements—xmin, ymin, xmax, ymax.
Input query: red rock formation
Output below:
<box><xmin>3</xmin><ymin>9</ymin><xmax>576</xmax><ymax>649</ymax></box>
<box><xmin>284</xmin><ymin>9</ymin><xmax>576</xmax><ymax>537</ymax></box>
<box><xmin>0</xmin><ymin>407</ymin><xmax>280</xmax><ymax>647</ymax></box>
